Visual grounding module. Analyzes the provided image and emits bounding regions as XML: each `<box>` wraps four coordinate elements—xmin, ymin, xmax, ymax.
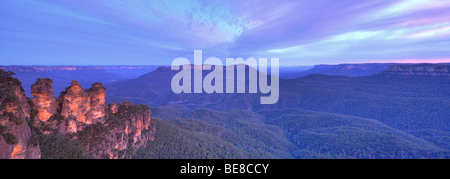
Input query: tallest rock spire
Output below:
<box><xmin>31</xmin><ymin>78</ymin><xmax>58</xmax><ymax>122</ymax></box>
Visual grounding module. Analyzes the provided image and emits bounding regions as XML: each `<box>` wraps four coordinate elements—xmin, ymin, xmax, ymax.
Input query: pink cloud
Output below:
<box><xmin>365</xmin><ymin>58</ymin><xmax>450</xmax><ymax>64</ymax></box>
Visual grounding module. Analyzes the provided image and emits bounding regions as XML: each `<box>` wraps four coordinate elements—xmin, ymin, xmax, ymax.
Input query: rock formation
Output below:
<box><xmin>32</xmin><ymin>80</ymin><xmax>109</xmax><ymax>134</ymax></box>
<box><xmin>0</xmin><ymin>70</ymin><xmax>41</xmax><ymax>159</ymax></box>
<box><xmin>1</xmin><ymin>71</ymin><xmax>155</xmax><ymax>159</ymax></box>
<box><xmin>59</xmin><ymin>80</ymin><xmax>92</xmax><ymax>124</ymax></box>
<box><xmin>31</xmin><ymin>79</ymin><xmax>58</xmax><ymax>122</ymax></box>
<box><xmin>81</xmin><ymin>102</ymin><xmax>155</xmax><ymax>159</ymax></box>
<box><xmin>86</xmin><ymin>83</ymin><xmax>106</xmax><ymax>124</ymax></box>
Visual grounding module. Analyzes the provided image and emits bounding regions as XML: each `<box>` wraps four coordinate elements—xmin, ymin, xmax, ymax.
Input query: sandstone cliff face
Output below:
<box><xmin>29</xmin><ymin>78</ymin><xmax>154</xmax><ymax>159</ymax></box>
<box><xmin>80</xmin><ymin>102</ymin><xmax>154</xmax><ymax>159</ymax></box>
<box><xmin>32</xmin><ymin>80</ymin><xmax>108</xmax><ymax>134</ymax></box>
<box><xmin>31</xmin><ymin>79</ymin><xmax>58</xmax><ymax>122</ymax></box>
<box><xmin>59</xmin><ymin>80</ymin><xmax>92</xmax><ymax>124</ymax></box>
<box><xmin>0</xmin><ymin>71</ymin><xmax>41</xmax><ymax>159</ymax></box>
<box><xmin>1</xmin><ymin>72</ymin><xmax>155</xmax><ymax>159</ymax></box>
<box><xmin>58</xmin><ymin>81</ymin><xmax>106</xmax><ymax>126</ymax></box>
<box><xmin>86</xmin><ymin>83</ymin><xmax>106</xmax><ymax>124</ymax></box>
<box><xmin>116</xmin><ymin>102</ymin><xmax>153</xmax><ymax>150</ymax></box>
<box><xmin>382</xmin><ymin>64</ymin><xmax>450</xmax><ymax>76</ymax></box>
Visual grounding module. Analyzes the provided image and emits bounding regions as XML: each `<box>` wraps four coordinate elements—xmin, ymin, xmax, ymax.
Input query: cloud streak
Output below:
<box><xmin>0</xmin><ymin>0</ymin><xmax>449</xmax><ymax>65</ymax></box>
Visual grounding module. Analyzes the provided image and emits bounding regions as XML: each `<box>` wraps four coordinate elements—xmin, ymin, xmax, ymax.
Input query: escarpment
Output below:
<box><xmin>1</xmin><ymin>72</ymin><xmax>155</xmax><ymax>159</ymax></box>
<box><xmin>79</xmin><ymin>102</ymin><xmax>154</xmax><ymax>159</ymax></box>
<box><xmin>0</xmin><ymin>70</ymin><xmax>40</xmax><ymax>159</ymax></box>
<box><xmin>382</xmin><ymin>64</ymin><xmax>450</xmax><ymax>76</ymax></box>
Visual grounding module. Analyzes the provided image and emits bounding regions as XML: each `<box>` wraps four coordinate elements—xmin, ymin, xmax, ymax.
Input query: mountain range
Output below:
<box><xmin>110</xmin><ymin>63</ymin><xmax>450</xmax><ymax>158</ymax></box>
<box><xmin>1</xmin><ymin>63</ymin><xmax>449</xmax><ymax>158</ymax></box>
<box><xmin>0</xmin><ymin>66</ymin><xmax>158</xmax><ymax>97</ymax></box>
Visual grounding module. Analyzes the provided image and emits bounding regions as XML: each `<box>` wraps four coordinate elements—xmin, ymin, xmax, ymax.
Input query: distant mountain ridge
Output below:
<box><xmin>280</xmin><ymin>63</ymin><xmax>395</xmax><ymax>79</ymax></box>
<box><xmin>0</xmin><ymin>66</ymin><xmax>157</xmax><ymax>72</ymax></box>
<box><xmin>276</xmin><ymin>63</ymin><xmax>450</xmax><ymax>79</ymax></box>
<box><xmin>381</xmin><ymin>64</ymin><xmax>450</xmax><ymax>76</ymax></box>
<box><xmin>0</xmin><ymin>65</ymin><xmax>158</xmax><ymax>97</ymax></box>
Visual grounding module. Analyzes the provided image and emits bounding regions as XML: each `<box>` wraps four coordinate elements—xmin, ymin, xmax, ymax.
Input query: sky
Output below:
<box><xmin>1</xmin><ymin>0</ymin><xmax>450</xmax><ymax>66</ymax></box>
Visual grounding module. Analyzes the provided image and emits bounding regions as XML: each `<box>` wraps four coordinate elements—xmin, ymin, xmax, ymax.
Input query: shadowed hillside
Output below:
<box><xmin>279</xmin><ymin>63</ymin><xmax>395</xmax><ymax>79</ymax></box>
<box><xmin>106</xmin><ymin>64</ymin><xmax>450</xmax><ymax>158</ymax></box>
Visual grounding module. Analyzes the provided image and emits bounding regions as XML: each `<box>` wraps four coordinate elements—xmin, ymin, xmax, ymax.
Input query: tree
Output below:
<box><xmin>0</xmin><ymin>70</ymin><xmax>17</xmax><ymax>107</ymax></box>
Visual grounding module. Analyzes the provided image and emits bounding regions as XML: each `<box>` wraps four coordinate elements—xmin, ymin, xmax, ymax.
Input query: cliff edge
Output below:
<box><xmin>0</xmin><ymin>70</ymin><xmax>40</xmax><ymax>159</ymax></box>
<box><xmin>0</xmin><ymin>70</ymin><xmax>155</xmax><ymax>159</ymax></box>
<box><xmin>381</xmin><ymin>64</ymin><xmax>450</xmax><ymax>76</ymax></box>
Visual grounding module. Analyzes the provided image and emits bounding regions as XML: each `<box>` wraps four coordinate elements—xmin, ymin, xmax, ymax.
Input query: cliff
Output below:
<box><xmin>78</xmin><ymin>102</ymin><xmax>154</xmax><ymax>159</ymax></box>
<box><xmin>31</xmin><ymin>79</ymin><xmax>58</xmax><ymax>123</ymax></box>
<box><xmin>0</xmin><ymin>70</ymin><xmax>40</xmax><ymax>159</ymax></box>
<box><xmin>31</xmin><ymin>79</ymin><xmax>107</xmax><ymax>134</ymax></box>
<box><xmin>33</xmin><ymin>78</ymin><xmax>155</xmax><ymax>159</ymax></box>
<box><xmin>382</xmin><ymin>64</ymin><xmax>450</xmax><ymax>76</ymax></box>
<box><xmin>1</xmin><ymin>71</ymin><xmax>155</xmax><ymax>159</ymax></box>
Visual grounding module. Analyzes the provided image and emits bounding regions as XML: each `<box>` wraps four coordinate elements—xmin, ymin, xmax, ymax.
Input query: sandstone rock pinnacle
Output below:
<box><xmin>59</xmin><ymin>80</ymin><xmax>91</xmax><ymax>124</ymax></box>
<box><xmin>31</xmin><ymin>78</ymin><xmax>58</xmax><ymax>122</ymax></box>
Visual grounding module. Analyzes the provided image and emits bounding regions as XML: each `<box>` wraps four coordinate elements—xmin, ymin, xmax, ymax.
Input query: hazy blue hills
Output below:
<box><xmin>105</xmin><ymin>63</ymin><xmax>450</xmax><ymax>158</ymax></box>
<box><xmin>106</xmin><ymin>65</ymin><xmax>450</xmax><ymax>133</ymax></box>
<box><xmin>279</xmin><ymin>63</ymin><xmax>395</xmax><ymax>79</ymax></box>
<box><xmin>277</xmin><ymin>65</ymin><xmax>313</xmax><ymax>78</ymax></box>
<box><xmin>281</xmin><ymin>63</ymin><xmax>450</xmax><ymax>79</ymax></box>
<box><xmin>274</xmin><ymin>74</ymin><xmax>450</xmax><ymax>132</ymax></box>
<box><xmin>0</xmin><ymin>66</ymin><xmax>158</xmax><ymax>97</ymax></box>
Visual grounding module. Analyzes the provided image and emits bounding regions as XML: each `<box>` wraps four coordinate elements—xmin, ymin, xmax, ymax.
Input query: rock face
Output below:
<box><xmin>109</xmin><ymin>102</ymin><xmax>118</xmax><ymax>114</ymax></box>
<box><xmin>28</xmin><ymin>78</ymin><xmax>154</xmax><ymax>159</ymax></box>
<box><xmin>86</xmin><ymin>83</ymin><xmax>106</xmax><ymax>124</ymax></box>
<box><xmin>59</xmin><ymin>80</ymin><xmax>92</xmax><ymax>124</ymax></box>
<box><xmin>31</xmin><ymin>80</ymin><xmax>108</xmax><ymax>134</ymax></box>
<box><xmin>82</xmin><ymin>102</ymin><xmax>155</xmax><ymax>159</ymax></box>
<box><xmin>2</xmin><ymin>71</ymin><xmax>155</xmax><ymax>159</ymax></box>
<box><xmin>382</xmin><ymin>64</ymin><xmax>450</xmax><ymax>76</ymax></box>
<box><xmin>0</xmin><ymin>70</ymin><xmax>41</xmax><ymax>159</ymax></box>
<box><xmin>31</xmin><ymin>79</ymin><xmax>58</xmax><ymax>122</ymax></box>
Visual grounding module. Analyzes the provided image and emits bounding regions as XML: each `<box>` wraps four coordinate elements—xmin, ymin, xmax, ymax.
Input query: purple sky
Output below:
<box><xmin>1</xmin><ymin>0</ymin><xmax>450</xmax><ymax>66</ymax></box>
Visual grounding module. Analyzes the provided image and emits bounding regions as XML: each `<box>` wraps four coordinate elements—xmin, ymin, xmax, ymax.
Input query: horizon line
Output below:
<box><xmin>1</xmin><ymin>61</ymin><xmax>450</xmax><ymax>67</ymax></box>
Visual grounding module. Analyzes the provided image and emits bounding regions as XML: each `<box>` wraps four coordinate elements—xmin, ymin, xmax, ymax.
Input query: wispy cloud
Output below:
<box><xmin>0</xmin><ymin>0</ymin><xmax>449</xmax><ymax>65</ymax></box>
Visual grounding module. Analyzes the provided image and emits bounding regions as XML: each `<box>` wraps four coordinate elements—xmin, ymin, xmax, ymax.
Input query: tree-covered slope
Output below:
<box><xmin>260</xmin><ymin>108</ymin><xmax>450</xmax><ymax>159</ymax></box>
